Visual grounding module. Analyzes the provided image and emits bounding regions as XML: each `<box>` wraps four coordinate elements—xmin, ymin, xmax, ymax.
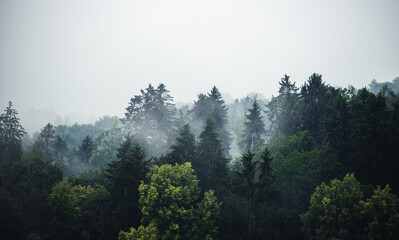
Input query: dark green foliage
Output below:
<box><xmin>239</xmin><ymin>100</ymin><xmax>266</xmax><ymax>152</ymax></box>
<box><xmin>0</xmin><ymin>101</ymin><xmax>26</xmax><ymax>165</ymax></box>
<box><xmin>105</xmin><ymin>138</ymin><xmax>149</xmax><ymax>236</ymax></box>
<box><xmin>160</xmin><ymin>124</ymin><xmax>198</xmax><ymax>166</ymax></box>
<box><xmin>48</xmin><ymin>179</ymin><xmax>110</xmax><ymax>240</ymax></box>
<box><xmin>198</xmin><ymin>118</ymin><xmax>230</xmax><ymax>197</ymax></box>
<box><xmin>78</xmin><ymin>135</ymin><xmax>95</xmax><ymax>164</ymax></box>
<box><xmin>348</xmin><ymin>89</ymin><xmax>393</xmax><ymax>188</ymax></box>
<box><xmin>0</xmin><ymin>147</ymin><xmax>62</xmax><ymax>240</ymax></box>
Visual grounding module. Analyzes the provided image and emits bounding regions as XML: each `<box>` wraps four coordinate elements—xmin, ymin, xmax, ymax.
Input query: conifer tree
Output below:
<box><xmin>34</xmin><ymin>123</ymin><xmax>56</xmax><ymax>161</ymax></box>
<box><xmin>234</xmin><ymin>150</ymin><xmax>257</xmax><ymax>240</ymax></box>
<box><xmin>163</xmin><ymin>124</ymin><xmax>198</xmax><ymax>166</ymax></box>
<box><xmin>239</xmin><ymin>100</ymin><xmax>266</xmax><ymax>152</ymax></box>
<box><xmin>79</xmin><ymin>135</ymin><xmax>95</xmax><ymax>164</ymax></box>
<box><xmin>123</xmin><ymin>84</ymin><xmax>177</xmax><ymax>156</ymax></box>
<box><xmin>266</xmin><ymin>75</ymin><xmax>299</xmax><ymax>139</ymax></box>
<box><xmin>106</xmin><ymin>138</ymin><xmax>149</xmax><ymax>234</ymax></box>
<box><xmin>191</xmin><ymin>86</ymin><xmax>232</xmax><ymax>156</ymax></box>
<box><xmin>0</xmin><ymin>101</ymin><xmax>26</xmax><ymax>164</ymax></box>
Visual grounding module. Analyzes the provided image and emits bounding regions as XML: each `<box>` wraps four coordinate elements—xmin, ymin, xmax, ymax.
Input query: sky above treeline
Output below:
<box><xmin>1</xmin><ymin>0</ymin><xmax>399</xmax><ymax>124</ymax></box>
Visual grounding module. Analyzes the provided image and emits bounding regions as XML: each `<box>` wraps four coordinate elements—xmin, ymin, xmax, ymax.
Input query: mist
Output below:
<box><xmin>1</xmin><ymin>0</ymin><xmax>398</xmax><ymax>123</ymax></box>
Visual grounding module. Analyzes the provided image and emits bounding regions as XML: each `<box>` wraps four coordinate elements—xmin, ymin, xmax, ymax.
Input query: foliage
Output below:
<box><xmin>105</xmin><ymin>138</ymin><xmax>149</xmax><ymax>234</ymax></box>
<box><xmin>121</xmin><ymin>163</ymin><xmax>221</xmax><ymax>240</ymax></box>
<box><xmin>239</xmin><ymin>100</ymin><xmax>266</xmax><ymax>152</ymax></box>
<box><xmin>301</xmin><ymin>174</ymin><xmax>363</xmax><ymax>240</ymax></box>
<box><xmin>78</xmin><ymin>135</ymin><xmax>95</xmax><ymax>164</ymax></box>
<box><xmin>122</xmin><ymin>84</ymin><xmax>177</xmax><ymax>156</ymax></box>
<box><xmin>0</xmin><ymin>101</ymin><xmax>26</xmax><ymax>164</ymax></box>
<box><xmin>358</xmin><ymin>185</ymin><xmax>399</xmax><ymax>240</ymax></box>
<box><xmin>191</xmin><ymin>86</ymin><xmax>232</xmax><ymax>156</ymax></box>
<box><xmin>48</xmin><ymin>179</ymin><xmax>110</xmax><ymax>240</ymax></box>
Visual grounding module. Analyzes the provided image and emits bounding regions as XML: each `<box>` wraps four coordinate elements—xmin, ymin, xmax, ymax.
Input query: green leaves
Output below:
<box><xmin>301</xmin><ymin>174</ymin><xmax>399</xmax><ymax>240</ymax></box>
<box><xmin>120</xmin><ymin>163</ymin><xmax>221</xmax><ymax>240</ymax></box>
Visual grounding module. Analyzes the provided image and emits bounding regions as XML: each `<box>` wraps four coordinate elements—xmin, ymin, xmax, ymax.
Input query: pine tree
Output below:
<box><xmin>123</xmin><ymin>84</ymin><xmax>177</xmax><ymax>156</ymax></box>
<box><xmin>299</xmin><ymin>73</ymin><xmax>331</xmax><ymax>146</ymax></box>
<box><xmin>163</xmin><ymin>124</ymin><xmax>198</xmax><ymax>166</ymax></box>
<box><xmin>191</xmin><ymin>86</ymin><xmax>232</xmax><ymax>157</ymax></box>
<box><xmin>197</xmin><ymin>117</ymin><xmax>230</xmax><ymax>195</ymax></box>
<box><xmin>0</xmin><ymin>101</ymin><xmax>26</xmax><ymax>164</ymax></box>
<box><xmin>234</xmin><ymin>150</ymin><xmax>257</xmax><ymax>240</ymax></box>
<box><xmin>105</xmin><ymin>138</ymin><xmax>149</xmax><ymax>234</ymax></box>
<box><xmin>239</xmin><ymin>100</ymin><xmax>266</xmax><ymax>152</ymax></box>
<box><xmin>79</xmin><ymin>135</ymin><xmax>95</xmax><ymax>164</ymax></box>
<box><xmin>266</xmin><ymin>75</ymin><xmax>299</xmax><ymax>139</ymax></box>
<box><xmin>53</xmin><ymin>136</ymin><xmax>68</xmax><ymax>166</ymax></box>
<box><xmin>34</xmin><ymin>123</ymin><xmax>56</xmax><ymax>161</ymax></box>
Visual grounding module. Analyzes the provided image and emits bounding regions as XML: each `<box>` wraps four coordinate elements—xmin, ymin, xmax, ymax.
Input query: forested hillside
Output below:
<box><xmin>1</xmin><ymin>75</ymin><xmax>399</xmax><ymax>240</ymax></box>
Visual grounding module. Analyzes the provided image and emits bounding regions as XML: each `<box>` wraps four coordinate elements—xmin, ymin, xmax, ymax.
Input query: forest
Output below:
<box><xmin>1</xmin><ymin>74</ymin><xmax>399</xmax><ymax>240</ymax></box>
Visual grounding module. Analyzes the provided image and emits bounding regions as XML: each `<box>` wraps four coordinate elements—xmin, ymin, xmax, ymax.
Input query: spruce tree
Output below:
<box><xmin>105</xmin><ymin>138</ymin><xmax>149</xmax><ymax>235</ymax></box>
<box><xmin>191</xmin><ymin>86</ymin><xmax>232</xmax><ymax>157</ymax></box>
<box><xmin>266</xmin><ymin>75</ymin><xmax>299</xmax><ymax>139</ymax></box>
<box><xmin>163</xmin><ymin>124</ymin><xmax>198</xmax><ymax>166</ymax></box>
<box><xmin>123</xmin><ymin>84</ymin><xmax>177</xmax><ymax>156</ymax></box>
<box><xmin>0</xmin><ymin>101</ymin><xmax>26</xmax><ymax>165</ymax></box>
<box><xmin>239</xmin><ymin>100</ymin><xmax>266</xmax><ymax>152</ymax></box>
<box><xmin>34</xmin><ymin>123</ymin><xmax>56</xmax><ymax>161</ymax></box>
<box><xmin>79</xmin><ymin>135</ymin><xmax>95</xmax><ymax>164</ymax></box>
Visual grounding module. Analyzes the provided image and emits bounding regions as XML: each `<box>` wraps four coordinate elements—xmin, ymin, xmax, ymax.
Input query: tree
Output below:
<box><xmin>34</xmin><ymin>123</ymin><xmax>56</xmax><ymax>161</ymax></box>
<box><xmin>298</xmin><ymin>73</ymin><xmax>331</xmax><ymax>147</ymax></box>
<box><xmin>268</xmin><ymin>131</ymin><xmax>343</xmax><ymax>239</ymax></box>
<box><xmin>0</xmin><ymin>147</ymin><xmax>62</xmax><ymax>240</ymax></box>
<box><xmin>233</xmin><ymin>150</ymin><xmax>257</xmax><ymax>240</ymax></box>
<box><xmin>239</xmin><ymin>100</ymin><xmax>266</xmax><ymax>152</ymax></box>
<box><xmin>119</xmin><ymin>163</ymin><xmax>221</xmax><ymax>240</ymax></box>
<box><xmin>53</xmin><ymin>136</ymin><xmax>69</xmax><ymax>167</ymax></box>
<box><xmin>358</xmin><ymin>185</ymin><xmax>399</xmax><ymax>240</ymax></box>
<box><xmin>197</xmin><ymin>117</ymin><xmax>229</xmax><ymax>195</ymax></box>
<box><xmin>123</xmin><ymin>84</ymin><xmax>177</xmax><ymax>156</ymax></box>
<box><xmin>266</xmin><ymin>75</ymin><xmax>299</xmax><ymax>139</ymax></box>
<box><xmin>79</xmin><ymin>135</ymin><xmax>95</xmax><ymax>164</ymax></box>
<box><xmin>161</xmin><ymin>124</ymin><xmax>198</xmax><ymax>166</ymax></box>
<box><xmin>48</xmin><ymin>179</ymin><xmax>109</xmax><ymax>240</ymax></box>
<box><xmin>105</xmin><ymin>138</ymin><xmax>149</xmax><ymax>236</ymax></box>
<box><xmin>0</xmin><ymin>101</ymin><xmax>26</xmax><ymax>164</ymax></box>
<box><xmin>191</xmin><ymin>86</ymin><xmax>232</xmax><ymax>156</ymax></box>
<box><xmin>300</xmin><ymin>174</ymin><xmax>364</xmax><ymax>240</ymax></box>
<box><xmin>349</xmin><ymin>89</ymin><xmax>391</xmax><ymax>187</ymax></box>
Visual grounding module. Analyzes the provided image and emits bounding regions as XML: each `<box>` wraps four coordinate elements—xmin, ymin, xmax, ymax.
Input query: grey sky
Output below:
<box><xmin>1</xmin><ymin>0</ymin><xmax>399</xmax><ymax>123</ymax></box>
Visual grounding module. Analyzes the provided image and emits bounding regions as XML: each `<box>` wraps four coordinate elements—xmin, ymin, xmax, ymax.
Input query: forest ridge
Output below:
<box><xmin>1</xmin><ymin>74</ymin><xmax>399</xmax><ymax>240</ymax></box>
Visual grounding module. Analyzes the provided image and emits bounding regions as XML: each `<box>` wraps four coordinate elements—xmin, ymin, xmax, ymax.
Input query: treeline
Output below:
<box><xmin>1</xmin><ymin>75</ymin><xmax>399</xmax><ymax>240</ymax></box>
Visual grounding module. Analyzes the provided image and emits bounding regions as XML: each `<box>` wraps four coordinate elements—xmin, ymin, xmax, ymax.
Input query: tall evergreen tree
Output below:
<box><xmin>105</xmin><ymin>138</ymin><xmax>149</xmax><ymax>237</ymax></box>
<box><xmin>53</xmin><ymin>135</ymin><xmax>69</xmax><ymax>166</ymax></box>
<box><xmin>266</xmin><ymin>75</ymin><xmax>300</xmax><ymax>139</ymax></box>
<box><xmin>34</xmin><ymin>123</ymin><xmax>56</xmax><ymax>161</ymax></box>
<box><xmin>234</xmin><ymin>150</ymin><xmax>257</xmax><ymax>240</ymax></box>
<box><xmin>239</xmin><ymin>100</ymin><xmax>266</xmax><ymax>152</ymax></box>
<box><xmin>123</xmin><ymin>84</ymin><xmax>177</xmax><ymax>156</ymax></box>
<box><xmin>162</xmin><ymin>124</ymin><xmax>198</xmax><ymax>166</ymax></box>
<box><xmin>197</xmin><ymin>117</ymin><xmax>230</xmax><ymax>196</ymax></box>
<box><xmin>79</xmin><ymin>135</ymin><xmax>95</xmax><ymax>164</ymax></box>
<box><xmin>191</xmin><ymin>86</ymin><xmax>232</xmax><ymax>156</ymax></box>
<box><xmin>299</xmin><ymin>73</ymin><xmax>331</xmax><ymax>147</ymax></box>
<box><xmin>0</xmin><ymin>101</ymin><xmax>26</xmax><ymax>164</ymax></box>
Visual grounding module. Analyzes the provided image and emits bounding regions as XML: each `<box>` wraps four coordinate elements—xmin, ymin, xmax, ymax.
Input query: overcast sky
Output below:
<box><xmin>1</xmin><ymin>0</ymin><xmax>399</xmax><ymax>124</ymax></box>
